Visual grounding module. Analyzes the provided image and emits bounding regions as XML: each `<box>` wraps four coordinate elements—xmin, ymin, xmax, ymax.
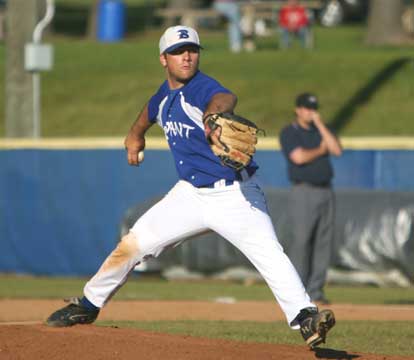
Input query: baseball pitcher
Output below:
<box><xmin>46</xmin><ymin>25</ymin><xmax>335</xmax><ymax>349</ymax></box>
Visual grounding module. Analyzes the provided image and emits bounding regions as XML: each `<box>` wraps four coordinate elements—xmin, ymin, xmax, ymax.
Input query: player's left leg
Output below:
<box><xmin>205</xmin><ymin>176</ymin><xmax>313</xmax><ymax>323</ymax></box>
<box><xmin>204</xmin><ymin>176</ymin><xmax>335</xmax><ymax>346</ymax></box>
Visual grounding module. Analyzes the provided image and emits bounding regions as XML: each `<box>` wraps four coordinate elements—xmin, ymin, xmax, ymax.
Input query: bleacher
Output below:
<box><xmin>154</xmin><ymin>1</ymin><xmax>323</xmax><ymax>49</ymax></box>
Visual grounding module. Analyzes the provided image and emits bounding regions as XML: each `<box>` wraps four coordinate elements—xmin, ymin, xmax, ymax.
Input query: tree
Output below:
<box><xmin>87</xmin><ymin>0</ymin><xmax>100</xmax><ymax>39</ymax></box>
<box><xmin>365</xmin><ymin>0</ymin><xmax>411</xmax><ymax>45</ymax></box>
<box><xmin>5</xmin><ymin>0</ymin><xmax>39</xmax><ymax>137</ymax></box>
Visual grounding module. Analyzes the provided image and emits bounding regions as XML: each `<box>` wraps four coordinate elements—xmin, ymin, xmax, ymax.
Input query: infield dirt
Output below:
<box><xmin>0</xmin><ymin>300</ymin><xmax>413</xmax><ymax>359</ymax></box>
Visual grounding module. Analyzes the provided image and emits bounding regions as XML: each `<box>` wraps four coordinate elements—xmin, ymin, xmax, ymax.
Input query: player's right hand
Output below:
<box><xmin>124</xmin><ymin>134</ymin><xmax>145</xmax><ymax>166</ymax></box>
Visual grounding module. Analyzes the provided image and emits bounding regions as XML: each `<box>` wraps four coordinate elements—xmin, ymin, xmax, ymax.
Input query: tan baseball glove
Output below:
<box><xmin>204</xmin><ymin>112</ymin><xmax>260</xmax><ymax>170</ymax></box>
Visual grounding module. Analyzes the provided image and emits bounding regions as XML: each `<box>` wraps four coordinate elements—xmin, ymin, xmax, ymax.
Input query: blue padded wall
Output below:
<box><xmin>0</xmin><ymin>149</ymin><xmax>413</xmax><ymax>275</ymax></box>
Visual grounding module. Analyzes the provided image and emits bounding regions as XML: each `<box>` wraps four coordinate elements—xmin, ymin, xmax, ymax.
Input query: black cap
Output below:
<box><xmin>295</xmin><ymin>93</ymin><xmax>319</xmax><ymax>110</ymax></box>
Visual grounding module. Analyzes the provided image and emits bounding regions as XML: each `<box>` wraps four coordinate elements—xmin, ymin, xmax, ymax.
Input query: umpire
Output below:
<box><xmin>279</xmin><ymin>93</ymin><xmax>342</xmax><ymax>304</ymax></box>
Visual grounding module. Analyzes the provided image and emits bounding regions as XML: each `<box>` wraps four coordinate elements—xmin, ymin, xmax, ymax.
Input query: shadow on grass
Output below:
<box><xmin>314</xmin><ymin>347</ymin><xmax>360</xmax><ymax>359</ymax></box>
<box><xmin>385</xmin><ymin>300</ymin><xmax>414</xmax><ymax>305</ymax></box>
<box><xmin>330</xmin><ymin>57</ymin><xmax>413</xmax><ymax>133</ymax></box>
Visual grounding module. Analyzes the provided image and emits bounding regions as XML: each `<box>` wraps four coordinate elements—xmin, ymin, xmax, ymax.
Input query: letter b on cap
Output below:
<box><xmin>177</xmin><ymin>29</ymin><xmax>190</xmax><ymax>39</ymax></box>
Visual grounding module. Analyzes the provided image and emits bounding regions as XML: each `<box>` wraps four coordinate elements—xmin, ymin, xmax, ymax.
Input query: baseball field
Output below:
<box><xmin>1</xmin><ymin>275</ymin><xmax>414</xmax><ymax>359</ymax></box>
<box><xmin>2</xmin><ymin>3</ymin><xmax>414</xmax><ymax>359</ymax></box>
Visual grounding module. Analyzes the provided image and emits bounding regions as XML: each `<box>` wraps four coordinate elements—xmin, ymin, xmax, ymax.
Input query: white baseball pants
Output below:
<box><xmin>84</xmin><ymin>176</ymin><xmax>315</xmax><ymax>327</ymax></box>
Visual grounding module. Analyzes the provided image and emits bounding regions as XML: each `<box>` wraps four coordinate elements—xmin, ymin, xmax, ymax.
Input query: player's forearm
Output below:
<box><xmin>126</xmin><ymin>104</ymin><xmax>153</xmax><ymax>140</ymax></box>
<box><xmin>203</xmin><ymin>93</ymin><xmax>238</xmax><ymax>120</ymax></box>
<box><xmin>124</xmin><ymin>104</ymin><xmax>153</xmax><ymax>166</ymax></box>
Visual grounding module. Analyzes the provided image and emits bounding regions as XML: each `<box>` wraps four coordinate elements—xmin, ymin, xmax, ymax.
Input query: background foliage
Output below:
<box><xmin>1</xmin><ymin>24</ymin><xmax>413</xmax><ymax>137</ymax></box>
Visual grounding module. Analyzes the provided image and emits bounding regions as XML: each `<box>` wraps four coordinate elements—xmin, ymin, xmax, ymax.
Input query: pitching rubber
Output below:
<box><xmin>307</xmin><ymin>309</ymin><xmax>336</xmax><ymax>349</ymax></box>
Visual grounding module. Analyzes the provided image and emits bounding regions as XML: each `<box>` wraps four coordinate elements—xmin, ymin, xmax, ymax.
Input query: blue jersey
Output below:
<box><xmin>148</xmin><ymin>71</ymin><xmax>258</xmax><ymax>187</ymax></box>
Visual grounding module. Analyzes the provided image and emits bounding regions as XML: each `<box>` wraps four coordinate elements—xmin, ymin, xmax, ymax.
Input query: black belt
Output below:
<box><xmin>204</xmin><ymin>179</ymin><xmax>235</xmax><ymax>188</ymax></box>
<box><xmin>201</xmin><ymin>168</ymin><xmax>256</xmax><ymax>189</ymax></box>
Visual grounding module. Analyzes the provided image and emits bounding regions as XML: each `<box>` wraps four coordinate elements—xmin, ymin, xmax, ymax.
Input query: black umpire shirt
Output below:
<box><xmin>279</xmin><ymin>122</ymin><xmax>333</xmax><ymax>186</ymax></box>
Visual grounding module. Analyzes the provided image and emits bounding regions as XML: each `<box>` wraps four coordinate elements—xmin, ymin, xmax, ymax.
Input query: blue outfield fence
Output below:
<box><xmin>0</xmin><ymin>138</ymin><xmax>414</xmax><ymax>276</ymax></box>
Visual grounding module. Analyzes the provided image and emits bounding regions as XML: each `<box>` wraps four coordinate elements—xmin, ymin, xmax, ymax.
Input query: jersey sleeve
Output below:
<box><xmin>191</xmin><ymin>73</ymin><xmax>232</xmax><ymax>111</ymax></box>
<box><xmin>280</xmin><ymin>126</ymin><xmax>301</xmax><ymax>158</ymax></box>
<box><xmin>148</xmin><ymin>82</ymin><xmax>168</xmax><ymax>123</ymax></box>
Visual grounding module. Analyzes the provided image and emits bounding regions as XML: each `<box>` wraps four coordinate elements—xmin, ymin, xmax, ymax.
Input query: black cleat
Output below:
<box><xmin>46</xmin><ymin>297</ymin><xmax>99</xmax><ymax>327</ymax></box>
<box><xmin>295</xmin><ymin>307</ymin><xmax>336</xmax><ymax>349</ymax></box>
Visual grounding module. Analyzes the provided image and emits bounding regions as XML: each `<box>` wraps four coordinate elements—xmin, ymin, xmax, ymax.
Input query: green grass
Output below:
<box><xmin>1</xmin><ymin>275</ymin><xmax>413</xmax><ymax>356</ymax></box>
<box><xmin>97</xmin><ymin>320</ymin><xmax>414</xmax><ymax>356</ymax></box>
<box><xmin>1</xmin><ymin>26</ymin><xmax>413</xmax><ymax>137</ymax></box>
<box><xmin>1</xmin><ymin>275</ymin><xmax>414</xmax><ymax>304</ymax></box>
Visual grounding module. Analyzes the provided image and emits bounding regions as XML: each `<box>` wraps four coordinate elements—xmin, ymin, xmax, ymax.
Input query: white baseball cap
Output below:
<box><xmin>159</xmin><ymin>25</ymin><xmax>202</xmax><ymax>54</ymax></box>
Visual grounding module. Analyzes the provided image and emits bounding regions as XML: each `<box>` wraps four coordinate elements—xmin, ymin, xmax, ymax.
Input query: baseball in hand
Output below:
<box><xmin>138</xmin><ymin>151</ymin><xmax>144</xmax><ymax>163</ymax></box>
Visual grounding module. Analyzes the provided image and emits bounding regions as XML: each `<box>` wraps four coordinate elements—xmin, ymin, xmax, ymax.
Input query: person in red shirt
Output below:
<box><xmin>278</xmin><ymin>0</ymin><xmax>312</xmax><ymax>49</ymax></box>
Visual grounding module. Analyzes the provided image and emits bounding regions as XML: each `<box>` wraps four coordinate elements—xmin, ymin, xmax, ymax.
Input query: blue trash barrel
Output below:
<box><xmin>97</xmin><ymin>0</ymin><xmax>126</xmax><ymax>42</ymax></box>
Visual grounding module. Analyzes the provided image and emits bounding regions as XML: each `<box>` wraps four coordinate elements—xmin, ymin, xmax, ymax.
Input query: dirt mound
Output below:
<box><xmin>1</xmin><ymin>300</ymin><xmax>414</xmax><ymax>359</ymax></box>
<box><xmin>0</xmin><ymin>324</ymin><xmax>408</xmax><ymax>360</ymax></box>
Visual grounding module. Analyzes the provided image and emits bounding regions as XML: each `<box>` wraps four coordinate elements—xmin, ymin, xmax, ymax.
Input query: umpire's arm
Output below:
<box><xmin>311</xmin><ymin>111</ymin><xmax>342</xmax><ymax>157</ymax></box>
<box><xmin>124</xmin><ymin>102</ymin><xmax>154</xmax><ymax>166</ymax></box>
